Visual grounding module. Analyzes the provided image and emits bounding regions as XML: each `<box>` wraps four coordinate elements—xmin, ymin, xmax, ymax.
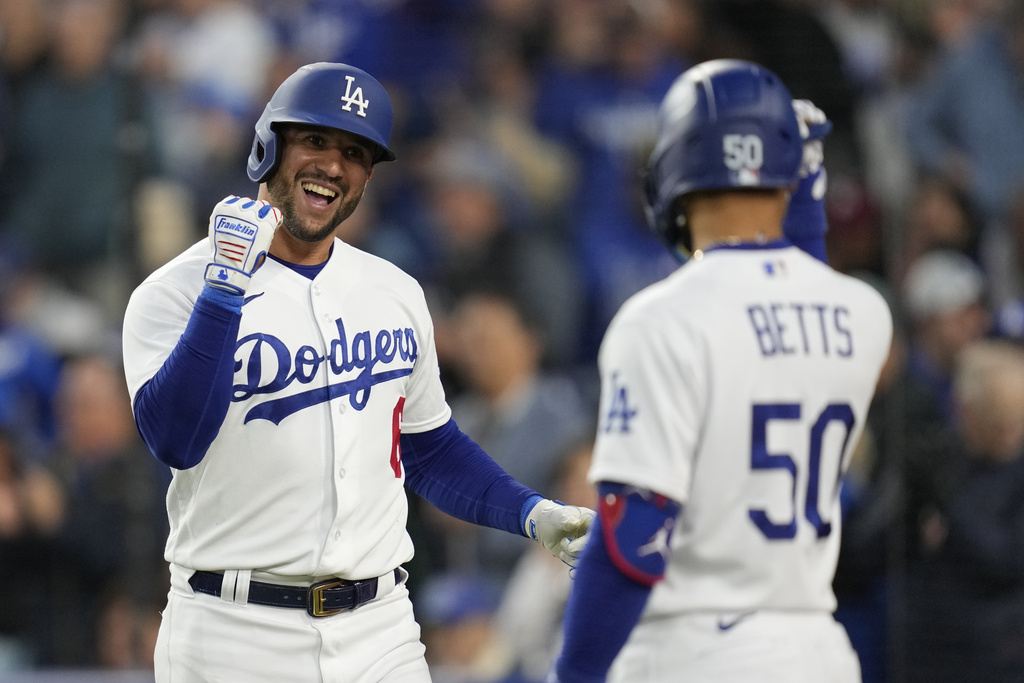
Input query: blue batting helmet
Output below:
<box><xmin>643</xmin><ymin>59</ymin><xmax>803</xmax><ymax>254</ymax></box>
<box><xmin>247</xmin><ymin>62</ymin><xmax>397</xmax><ymax>183</ymax></box>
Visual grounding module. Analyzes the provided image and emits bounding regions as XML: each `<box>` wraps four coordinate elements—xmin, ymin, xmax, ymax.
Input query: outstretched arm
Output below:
<box><xmin>402</xmin><ymin>418</ymin><xmax>594</xmax><ymax>566</ymax></box>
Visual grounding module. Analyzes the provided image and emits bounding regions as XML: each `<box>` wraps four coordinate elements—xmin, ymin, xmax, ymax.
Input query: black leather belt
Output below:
<box><xmin>188</xmin><ymin>568</ymin><xmax>401</xmax><ymax>617</ymax></box>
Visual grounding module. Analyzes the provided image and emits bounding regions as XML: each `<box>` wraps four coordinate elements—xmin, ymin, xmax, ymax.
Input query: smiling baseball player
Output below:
<box><xmin>121</xmin><ymin>62</ymin><xmax>592</xmax><ymax>683</ymax></box>
<box><xmin>550</xmin><ymin>60</ymin><xmax>893</xmax><ymax>682</ymax></box>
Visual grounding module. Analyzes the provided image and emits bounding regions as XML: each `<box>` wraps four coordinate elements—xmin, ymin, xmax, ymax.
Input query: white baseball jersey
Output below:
<box><xmin>122</xmin><ymin>238</ymin><xmax>451</xmax><ymax>580</ymax></box>
<box><xmin>589</xmin><ymin>243</ymin><xmax>892</xmax><ymax>617</ymax></box>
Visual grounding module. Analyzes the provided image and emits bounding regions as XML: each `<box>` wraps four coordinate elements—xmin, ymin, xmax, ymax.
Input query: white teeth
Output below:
<box><xmin>301</xmin><ymin>182</ymin><xmax>337</xmax><ymax>198</ymax></box>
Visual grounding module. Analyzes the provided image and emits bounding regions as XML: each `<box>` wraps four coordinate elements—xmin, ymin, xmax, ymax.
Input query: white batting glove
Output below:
<box><xmin>205</xmin><ymin>195</ymin><xmax>281</xmax><ymax>295</ymax></box>
<box><xmin>792</xmin><ymin>99</ymin><xmax>831</xmax><ymax>200</ymax></box>
<box><xmin>525</xmin><ymin>499</ymin><xmax>596</xmax><ymax>567</ymax></box>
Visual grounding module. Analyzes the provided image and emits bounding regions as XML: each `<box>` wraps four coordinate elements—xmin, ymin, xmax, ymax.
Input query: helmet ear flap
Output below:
<box><xmin>247</xmin><ymin>122</ymin><xmax>278</xmax><ymax>183</ymax></box>
<box><xmin>669</xmin><ymin>195</ymin><xmax>693</xmax><ymax>260</ymax></box>
<box><xmin>642</xmin><ymin>166</ymin><xmax>693</xmax><ymax>262</ymax></box>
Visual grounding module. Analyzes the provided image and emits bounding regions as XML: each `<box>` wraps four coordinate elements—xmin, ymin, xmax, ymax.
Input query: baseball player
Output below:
<box><xmin>549</xmin><ymin>60</ymin><xmax>893</xmax><ymax>682</ymax></box>
<box><xmin>121</xmin><ymin>62</ymin><xmax>593</xmax><ymax>683</ymax></box>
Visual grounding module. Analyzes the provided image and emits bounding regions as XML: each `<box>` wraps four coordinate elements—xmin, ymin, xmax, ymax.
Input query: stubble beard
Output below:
<box><xmin>267</xmin><ymin>173</ymin><xmax>364</xmax><ymax>244</ymax></box>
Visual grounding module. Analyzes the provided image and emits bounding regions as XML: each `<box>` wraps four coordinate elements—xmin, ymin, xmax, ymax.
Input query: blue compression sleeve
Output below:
<box><xmin>555</xmin><ymin>515</ymin><xmax>653</xmax><ymax>683</ymax></box>
<box><xmin>783</xmin><ymin>168</ymin><xmax>829</xmax><ymax>264</ymax></box>
<box><xmin>132</xmin><ymin>285</ymin><xmax>242</xmax><ymax>469</ymax></box>
<box><xmin>554</xmin><ymin>482</ymin><xmax>680</xmax><ymax>683</ymax></box>
<box><xmin>402</xmin><ymin>418</ymin><xmax>539</xmax><ymax>536</ymax></box>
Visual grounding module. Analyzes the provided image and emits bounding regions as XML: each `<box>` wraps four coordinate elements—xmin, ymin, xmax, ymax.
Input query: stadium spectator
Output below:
<box><xmin>0</xmin><ymin>0</ymin><xmax>149</xmax><ymax>314</ymax></box>
<box><xmin>901</xmin><ymin>249</ymin><xmax>990</xmax><ymax>422</ymax></box>
<box><xmin>413</xmin><ymin>287</ymin><xmax>591</xmax><ymax>582</ymax></box>
<box><xmin>532</xmin><ymin>0</ymin><xmax>683</xmax><ymax>361</ymax></box>
<box><xmin>134</xmin><ymin>0</ymin><xmax>278</xmax><ymax>224</ymax></box>
<box><xmin>35</xmin><ymin>354</ymin><xmax>169</xmax><ymax>667</ymax></box>
<box><xmin>0</xmin><ymin>427</ymin><xmax>62</xmax><ymax>671</ymax></box>
<box><xmin>894</xmin><ymin>177</ymin><xmax>982</xmax><ymax>287</ymax></box>
<box><xmin>0</xmin><ymin>255</ymin><xmax>63</xmax><ymax>459</ymax></box>
<box><xmin>904</xmin><ymin>339</ymin><xmax>1024</xmax><ymax>682</ymax></box>
<box><xmin>903</xmin><ymin>0</ymin><xmax>1024</xmax><ymax>224</ymax></box>
<box><xmin>418</xmin><ymin>136</ymin><xmax>583</xmax><ymax>371</ymax></box>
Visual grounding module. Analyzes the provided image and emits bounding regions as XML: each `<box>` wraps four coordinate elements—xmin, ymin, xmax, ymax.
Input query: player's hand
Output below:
<box><xmin>525</xmin><ymin>499</ymin><xmax>596</xmax><ymax>567</ymax></box>
<box><xmin>792</xmin><ymin>99</ymin><xmax>831</xmax><ymax>199</ymax></box>
<box><xmin>784</xmin><ymin>101</ymin><xmax>832</xmax><ymax>259</ymax></box>
<box><xmin>205</xmin><ymin>195</ymin><xmax>282</xmax><ymax>295</ymax></box>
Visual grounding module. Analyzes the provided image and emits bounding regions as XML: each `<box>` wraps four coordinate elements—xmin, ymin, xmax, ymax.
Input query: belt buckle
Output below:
<box><xmin>308</xmin><ymin>579</ymin><xmax>345</xmax><ymax>617</ymax></box>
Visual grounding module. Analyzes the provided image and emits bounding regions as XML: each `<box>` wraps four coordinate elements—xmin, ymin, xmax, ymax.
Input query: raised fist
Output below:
<box><xmin>792</xmin><ymin>100</ymin><xmax>832</xmax><ymax>200</ymax></box>
<box><xmin>204</xmin><ymin>195</ymin><xmax>282</xmax><ymax>295</ymax></box>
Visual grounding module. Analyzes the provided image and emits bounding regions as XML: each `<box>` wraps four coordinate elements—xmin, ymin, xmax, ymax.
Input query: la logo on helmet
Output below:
<box><xmin>340</xmin><ymin>75</ymin><xmax>370</xmax><ymax>118</ymax></box>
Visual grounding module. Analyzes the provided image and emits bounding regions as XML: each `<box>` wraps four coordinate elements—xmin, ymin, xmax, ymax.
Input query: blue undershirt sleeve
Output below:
<box><xmin>132</xmin><ymin>285</ymin><xmax>242</xmax><ymax>470</ymax></box>
<box><xmin>401</xmin><ymin>418</ymin><xmax>539</xmax><ymax>536</ymax></box>
<box><xmin>555</xmin><ymin>481</ymin><xmax>680</xmax><ymax>683</ymax></box>
<box><xmin>783</xmin><ymin>168</ymin><xmax>829</xmax><ymax>264</ymax></box>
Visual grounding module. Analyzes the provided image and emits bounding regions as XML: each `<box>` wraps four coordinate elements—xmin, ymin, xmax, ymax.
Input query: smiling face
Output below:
<box><xmin>264</xmin><ymin>124</ymin><xmax>376</xmax><ymax>245</ymax></box>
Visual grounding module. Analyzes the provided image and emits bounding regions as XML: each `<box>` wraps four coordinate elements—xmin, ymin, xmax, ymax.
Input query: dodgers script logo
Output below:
<box><xmin>232</xmin><ymin>317</ymin><xmax>416</xmax><ymax>425</ymax></box>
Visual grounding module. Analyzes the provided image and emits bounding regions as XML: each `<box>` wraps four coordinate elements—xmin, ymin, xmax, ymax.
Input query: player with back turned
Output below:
<box><xmin>550</xmin><ymin>60</ymin><xmax>893</xmax><ymax>682</ymax></box>
<box><xmin>121</xmin><ymin>62</ymin><xmax>593</xmax><ymax>683</ymax></box>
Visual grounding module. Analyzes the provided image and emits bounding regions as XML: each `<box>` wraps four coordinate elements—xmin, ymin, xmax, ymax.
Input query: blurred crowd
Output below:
<box><xmin>1</xmin><ymin>0</ymin><xmax>1024</xmax><ymax>681</ymax></box>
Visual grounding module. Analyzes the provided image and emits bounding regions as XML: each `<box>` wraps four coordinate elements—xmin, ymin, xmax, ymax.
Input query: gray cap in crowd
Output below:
<box><xmin>903</xmin><ymin>249</ymin><xmax>986</xmax><ymax>320</ymax></box>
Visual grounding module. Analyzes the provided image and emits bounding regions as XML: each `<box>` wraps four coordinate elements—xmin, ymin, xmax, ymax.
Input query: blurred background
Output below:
<box><xmin>1</xmin><ymin>0</ymin><xmax>1024</xmax><ymax>681</ymax></box>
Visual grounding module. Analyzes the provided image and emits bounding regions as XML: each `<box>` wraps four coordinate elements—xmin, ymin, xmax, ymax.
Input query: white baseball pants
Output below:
<box><xmin>608</xmin><ymin>610</ymin><xmax>862</xmax><ymax>683</ymax></box>
<box><xmin>154</xmin><ymin>565</ymin><xmax>431</xmax><ymax>683</ymax></box>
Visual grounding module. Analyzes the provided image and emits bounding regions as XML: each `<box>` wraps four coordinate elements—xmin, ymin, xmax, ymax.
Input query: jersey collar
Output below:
<box><xmin>694</xmin><ymin>237</ymin><xmax>792</xmax><ymax>259</ymax></box>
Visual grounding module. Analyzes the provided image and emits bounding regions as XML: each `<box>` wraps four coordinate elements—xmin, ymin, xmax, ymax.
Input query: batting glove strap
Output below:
<box><xmin>525</xmin><ymin>498</ymin><xmax>596</xmax><ymax>567</ymax></box>
<box><xmin>204</xmin><ymin>263</ymin><xmax>252</xmax><ymax>296</ymax></box>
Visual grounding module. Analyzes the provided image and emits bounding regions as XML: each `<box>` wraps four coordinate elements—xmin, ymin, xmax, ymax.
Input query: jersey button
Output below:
<box><xmin>322</xmin><ymin>313</ymin><xmax>331</xmax><ymax>323</ymax></box>
<box><xmin>313</xmin><ymin>285</ymin><xmax>321</xmax><ymax>295</ymax></box>
<box><xmin>338</xmin><ymin>468</ymin><xmax>346</xmax><ymax>479</ymax></box>
<box><xmin>335</xmin><ymin>531</ymin><xmax>341</xmax><ymax>540</ymax></box>
<box><xmin>338</xmin><ymin>403</ymin><xmax>347</xmax><ymax>414</ymax></box>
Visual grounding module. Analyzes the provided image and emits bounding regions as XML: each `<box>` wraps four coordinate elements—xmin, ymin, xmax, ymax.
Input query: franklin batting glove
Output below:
<box><xmin>205</xmin><ymin>195</ymin><xmax>281</xmax><ymax>295</ymax></box>
<box><xmin>526</xmin><ymin>499</ymin><xmax>596</xmax><ymax>567</ymax></box>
